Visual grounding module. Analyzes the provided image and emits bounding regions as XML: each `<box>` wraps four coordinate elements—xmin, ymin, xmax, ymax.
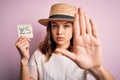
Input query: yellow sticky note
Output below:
<box><xmin>17</xmin><ymin>24</ymin><xmax>33</xmax><ymax>38</ymax></box>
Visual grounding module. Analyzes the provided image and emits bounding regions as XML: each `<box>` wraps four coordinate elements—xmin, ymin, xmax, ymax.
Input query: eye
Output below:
<box><xmin>64</xmin><ymin>24</ymin><xmax>70</xmax><ymax>28</ymax></box>
<box><xmin>51</xmin><ymin>24</ymin><xmax>58</xmax><ymax>28</ymax></box>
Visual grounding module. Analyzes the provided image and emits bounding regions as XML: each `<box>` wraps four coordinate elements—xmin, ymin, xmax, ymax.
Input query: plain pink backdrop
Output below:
<box><xmin>0</xmin><ymin>0</ymin><xmax>119</xmax><ymax>80</ymax></box>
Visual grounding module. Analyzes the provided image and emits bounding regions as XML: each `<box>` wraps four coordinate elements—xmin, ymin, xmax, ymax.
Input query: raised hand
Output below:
<box><xmin>55</xmin><ymin>8</ymin><xmax>102</xmax><ymax>69</ymax></box>
<box><xmin>15</xmin><ymin>36</ymin><xmax>30</xmax><ymax>60</ymax></box>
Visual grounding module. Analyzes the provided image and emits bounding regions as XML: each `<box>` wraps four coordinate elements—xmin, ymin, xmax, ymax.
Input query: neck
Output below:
<box><xmin>56</xmin><ymin>43</ymin><xmax>70</xmax><ymax>49</ymax></box>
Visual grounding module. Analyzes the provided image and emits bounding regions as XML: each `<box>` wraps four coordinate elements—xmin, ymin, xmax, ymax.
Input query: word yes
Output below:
<box><xmin>19</xmin><ymin>27</ymin><xmax>31</xmax><ymax>35</ymax></box>
<box><xmin>17</xmin><ymin>24</ymin><xmax>33</xmax><ymax>38</ymax></box>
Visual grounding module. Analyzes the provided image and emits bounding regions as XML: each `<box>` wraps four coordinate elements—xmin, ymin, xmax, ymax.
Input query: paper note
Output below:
<box><xmin>17</xmin><ymin>24</ymin><xmax>33</xmax><ymax>38</ymax></box>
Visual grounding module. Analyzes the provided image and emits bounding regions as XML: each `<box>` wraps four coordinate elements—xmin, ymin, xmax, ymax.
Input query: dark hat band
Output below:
<box><xmin>49</xmin><ymin>14</ymin><xmax>74</xmax><ymax>19</ymax></box>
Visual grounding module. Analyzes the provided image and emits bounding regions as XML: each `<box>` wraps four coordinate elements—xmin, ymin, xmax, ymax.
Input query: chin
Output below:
<box><xmin>56</xmin><ymin>41</ymin><xmax>66</xmax><ymax>46</ymax></box>
<box><xmin>57</xmin><ymin>42</ymin><xmax>65</xmax><ymax>46</ymax></box>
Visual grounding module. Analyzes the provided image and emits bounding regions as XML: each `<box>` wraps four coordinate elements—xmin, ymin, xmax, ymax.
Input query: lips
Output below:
<box><xmin>56</xmin><ymin>37</ymin><xmax>65</xmax><ymax>41</ymax></box>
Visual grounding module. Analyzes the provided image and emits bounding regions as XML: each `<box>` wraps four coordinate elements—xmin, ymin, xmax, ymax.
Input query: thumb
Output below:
<box><xmin>55</xmin><ymin>48</ymin><xmax>76</xmax><ymax>61</ymax></box>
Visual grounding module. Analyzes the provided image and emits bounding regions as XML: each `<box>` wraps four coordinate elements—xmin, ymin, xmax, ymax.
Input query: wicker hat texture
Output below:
<box><xmin>38</xmin><ymin>3</ymin><xmax>78</xmax><ymax>26</ymax></box>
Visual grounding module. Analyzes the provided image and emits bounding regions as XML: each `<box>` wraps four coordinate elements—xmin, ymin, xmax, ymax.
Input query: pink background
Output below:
<box><xmin>0</xmin><ymin>0</ymin><xmax>120</xmax><ymax>80</ymax></box>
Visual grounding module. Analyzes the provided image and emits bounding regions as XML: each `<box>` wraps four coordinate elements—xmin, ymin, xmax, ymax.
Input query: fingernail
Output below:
<box><xmin>79</xmin><ymin>7</ymin><xmax>83</xmax><ymax>14</ymax></box>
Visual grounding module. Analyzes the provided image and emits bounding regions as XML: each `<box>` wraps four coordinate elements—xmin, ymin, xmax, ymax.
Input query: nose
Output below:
<box><xmin>57</xmin><ymin>26</ymin><xmax>63</xmax><ymax>35</ymax></box>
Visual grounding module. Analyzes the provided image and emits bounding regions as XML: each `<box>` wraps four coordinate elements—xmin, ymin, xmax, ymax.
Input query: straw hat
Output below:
<box><xmin>38</xmin><ymin>3</ymin><xmax>78</xmax><ymax>26</ymax></box>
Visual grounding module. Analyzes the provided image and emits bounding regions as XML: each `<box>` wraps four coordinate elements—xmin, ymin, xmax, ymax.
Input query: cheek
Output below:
<box><xmin>66</xmin><ymin>29</ymin><xmax>73</xmax><ymax>39</ymax></box>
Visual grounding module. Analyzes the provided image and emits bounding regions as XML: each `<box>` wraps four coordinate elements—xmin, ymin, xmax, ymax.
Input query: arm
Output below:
<box><xmin>90</xmin><ymin>66</ymin><xmax>114</xmax><ymax>80</ymax></box>
<box><xmin>89</xmin><ymin>66</ymin><xmax>114</xmax><ymax>80</ymax></box>
<box><xmin>20</xmin><ymin>59</ymin><xmax>33</xmax><ymax>80</ymax></box>
<box><xmin>15</xmin><ymin>36</ymin><xmax>34</xmax><ymax>80</ymax></box>
<box><xmin>55</xmin><ymin>8</ymin><xmax>114</xmax><ymax>80</ymax></box>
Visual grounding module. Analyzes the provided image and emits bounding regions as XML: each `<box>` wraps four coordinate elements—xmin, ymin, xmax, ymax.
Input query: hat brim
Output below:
<box><xmin>38</xmin><ymin>18</ymin><xmax>74</xmax><ymax>26</ymax></box>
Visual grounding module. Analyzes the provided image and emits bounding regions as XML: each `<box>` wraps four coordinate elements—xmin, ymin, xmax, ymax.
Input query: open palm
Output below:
<box><xmin>55</xmin><ymin>8</ymin><xmax>102</xmax><ymax>69</ymax></box>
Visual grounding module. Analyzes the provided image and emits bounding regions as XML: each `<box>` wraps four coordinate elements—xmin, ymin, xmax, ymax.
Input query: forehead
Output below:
<box><xmin>51</xmin><ymin>20</ymin><xmax>73</xmax><ymax>24</ymax></box>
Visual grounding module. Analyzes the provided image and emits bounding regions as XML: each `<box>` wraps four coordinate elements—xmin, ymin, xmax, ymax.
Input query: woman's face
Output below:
<box><xmin>51</xmin><ymin>20</ymin><xmax>73</xmax><ymax>49</ymax></box>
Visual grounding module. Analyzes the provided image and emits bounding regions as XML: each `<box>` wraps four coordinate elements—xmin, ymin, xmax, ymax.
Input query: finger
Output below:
<box><xmin>16</xmin><ymin>38</ymin><xmax>30</xmax><ymax>50</ymax></box>
<box><xmin>16</xmin><ymin>38</ymin><xmax>30</xmax><ymax>46</ymax></box>
<box><xmin>89</xmin><ymin>19</ymin><xmax>99</xmax><ymax>38</ymax></box>
<box><xmin>21</xmin><ymin>36</ymin><xmax>31</xmax><ymax>41</ymax></box>
<box><xmin>79</xmin><ymin>8</ymin><xmax>86</xmax><ymax>35</ymax></box>
<box><xmin>18</xmin><ymin>36</ymin><xmax>31</xmax><ymax>42</ymax></box>
<box><xmin>17</xmin><ymin>40</ymin><xmax>30</xmax><ymax>49</ymax></box>
<box><xmin>84</xmin><ymin>12</ymin><xmax>92</xmax><ymax>35</ymax></box>
<box><xmin>73</xmin><ymin>13</ymin><xmax>80</xmax><ymax>38</ymax></box>
<box><xmin>21</xmin><ymin>41</ymin><xmax>30</xmax><ymax>49</ymax></box>
<box><xmin>16</xmin><ymin>36</ymin><xmax>31</xmax><ymax>45</ymax></box>
<box><xmin>55</xmin><ymin>48</ymin><xmax>76</xmax><ymax>61</ymax></box>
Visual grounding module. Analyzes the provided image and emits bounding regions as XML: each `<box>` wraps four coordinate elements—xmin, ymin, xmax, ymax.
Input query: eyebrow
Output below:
<box><xmin>51</xmin><ymin>21</ymin><xmax>72</xmax><ymax>24</ymax></box>
<box><xmin>51</xmin><ymin>21</ymin><xmax>57</xmax><ymax>24</ymax></box>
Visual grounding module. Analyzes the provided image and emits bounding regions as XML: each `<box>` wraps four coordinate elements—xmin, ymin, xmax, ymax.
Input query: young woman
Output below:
<box><xmin>15</xmin><ymin>3</ymin><xmax>114</xmax><ymax>80</ymax></box>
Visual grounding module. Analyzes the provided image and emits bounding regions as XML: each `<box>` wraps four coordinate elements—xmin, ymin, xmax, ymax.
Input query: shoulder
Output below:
<box><xmin>32</xmin><ymin>49</ymin><xmax>44</xmax><ymax>56</ymax></box>
<box><xmin>30</xmin><ymin>49</ymin><xmax>45</xmax><ymax>61</ymax></box>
